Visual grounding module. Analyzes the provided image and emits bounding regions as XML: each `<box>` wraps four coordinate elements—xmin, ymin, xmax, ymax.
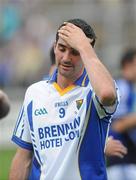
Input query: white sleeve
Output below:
<box><xmin>12</xmin><ymin>99</ymin><xmax>33</xmax><ymax>150</ymax></box>
<box><xmin>93</xmin><ymin>82</ymin><xmax>120</xmax><ymax>119</ymax></box>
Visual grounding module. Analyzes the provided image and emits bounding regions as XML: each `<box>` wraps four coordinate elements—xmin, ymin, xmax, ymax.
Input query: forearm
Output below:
<box><xmin>79</xmin><ymin>45</ymin><xmax>116</xmax><ymax>105</ymax></box>
<box><xmin>10</xmin><ymin>162</ymin><xmax>31</xmax><ymax>180</ymax></box>
<box><xmin>9</xmin><ymin>148</ymin><xmax>33</xmax><ymax>180</ymax></box>
<box><xmin>112</xmin><ymin>114</ymin><xmax>136</xmax><ymax>133</ymax></box>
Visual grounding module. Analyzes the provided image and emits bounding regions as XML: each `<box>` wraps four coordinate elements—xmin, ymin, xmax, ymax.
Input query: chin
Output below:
<box><xmin>59</xmin><ymin>69</ymin><xmax>73</xmax><ymax>78</ymax></box>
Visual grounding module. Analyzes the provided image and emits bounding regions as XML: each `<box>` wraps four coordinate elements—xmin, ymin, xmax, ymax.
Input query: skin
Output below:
<box><xmin>54</xmin><ymin>38</ymin><xmax>84</xmax><ymax>88</ymax></box>
<box><xmin>105</xmin><ymin>136</ymin><xmax>127</xmax><ymax>158</ymax></box>
<box><xmin>9</xmin><ymin>148</ymin><xmax>33</xmax><ymax>180</ymax></box>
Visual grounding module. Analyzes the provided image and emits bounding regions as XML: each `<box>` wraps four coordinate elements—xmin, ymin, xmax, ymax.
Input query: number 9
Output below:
<box><xmin>59</xmin><ymin>108</ymin><xmax>65</xmax><ymax>118</ymax></box>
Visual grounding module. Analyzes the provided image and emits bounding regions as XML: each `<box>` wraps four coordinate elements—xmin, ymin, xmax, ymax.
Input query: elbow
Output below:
<box><xmin>99</xmin><ymin>89</ymin><xmax>117</xmax><ymax>106</ymax></box>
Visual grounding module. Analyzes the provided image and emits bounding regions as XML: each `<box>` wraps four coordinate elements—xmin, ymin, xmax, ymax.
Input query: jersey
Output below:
<box><xmin>12</xmin><ymin>69</ymin><xmax>119</xmax><ymax>180</ymax></box>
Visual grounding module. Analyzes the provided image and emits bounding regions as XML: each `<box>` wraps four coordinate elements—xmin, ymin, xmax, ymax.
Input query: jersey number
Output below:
<box><xmin>59</xmin><ymin>108</ymin><xmax>65</xmax><ymax>118</ymax></box>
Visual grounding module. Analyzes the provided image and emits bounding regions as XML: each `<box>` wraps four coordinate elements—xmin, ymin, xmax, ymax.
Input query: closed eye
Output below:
<box><xmin>57</xmin><ymin>43</ymin><xmax>80</xmax><ymax>56</ymax></box>
<box><xmin>58</xmin><ymin>44</ymin><xmax>66</xmax><ymax>52</ymax></box>
<box><xmin>71</xmin><ymin>49</ymin><xmax>80</xmax><ymax>56</ymax></box>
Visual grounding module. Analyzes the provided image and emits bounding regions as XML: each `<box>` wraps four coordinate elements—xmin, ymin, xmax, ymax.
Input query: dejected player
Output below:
<box><xmin>9</xmin><ymin>18</ymin><xmax>119</xmax><ymax>180</ymax></box>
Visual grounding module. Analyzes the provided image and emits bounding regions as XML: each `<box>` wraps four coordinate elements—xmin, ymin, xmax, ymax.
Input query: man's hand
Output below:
<box><xmin>105</xmin><ymin>136</ymin><xmax>127</xmax><ymax>158</ymax></box>
<box><xmin>58</xmin><ymin>22</ymin><xmax>91</xmax><ymax>51</ymax></box>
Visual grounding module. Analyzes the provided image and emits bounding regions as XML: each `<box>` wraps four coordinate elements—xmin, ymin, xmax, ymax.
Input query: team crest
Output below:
<box><xmin>76</xmin><ymin>99</ymin><xmax>83</xmax><ymax>110</ymax></box>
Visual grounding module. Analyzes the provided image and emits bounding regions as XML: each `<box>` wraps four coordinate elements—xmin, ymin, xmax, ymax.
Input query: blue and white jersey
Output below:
<box><xmin>12</xmin><ymin>69</ymin><xmax>119</xmax><ymax>180</ymax></box>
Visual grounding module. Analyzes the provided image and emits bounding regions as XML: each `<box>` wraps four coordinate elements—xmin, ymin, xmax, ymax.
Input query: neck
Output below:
<box><xmin>57</xmin><ymin>69</ymin><xmax>84</xmax><ymax>89</ymax></box>
<box><xmin>57</xmin><ymin>75</ymin><xmax>75</xmax><ymax>89</ymax></box>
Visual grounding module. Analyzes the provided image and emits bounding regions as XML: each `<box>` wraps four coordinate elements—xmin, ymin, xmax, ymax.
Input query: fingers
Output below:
<box><xmin>112</xmin><ymin>140</ymin><xmax>128</xmax><ymax>156</ymax></box>
<box><xmin>113</xmin><ymin>152</ymin><xmax>124</xmax><ymax>158</ymax></box>
<box><xmin>105</xmin><ymin>138</ymin><xmax>128</xmax><ymax>158</ymax></box>
<box><xmin>63</xmin><ymin>22</ymin><xmax>76</xmax><ymax>29</ymax></box>
<box><xmin>58</xmin><ymin>23</ymin><xmax>77</xmax><ymax>43</ymax></box>
<box><xmin>58</xmin><ymin>24</ymin><xmax>75</xmax><ymax>36</ymax></box>
<box><xmin>59</xmin><ymin>23</ymin><xmax>94</xmax><ymax>45</ymax></box>
<box><xmin>58</xmin><ymin>22</ymin><xmax>80</xmax><ymax>35</ymax></box>
<box><xmin>113</xmin><ymin>146</ymin><xmax>127</xmax><ymax>158</ymax></box>
<box><xmin>118</xmin><ymin>144</ymin><xmax>128</xmax><ymax>155</ymax></box>
<box><xmin>58</xmin><ymin>25</ymin><xmax>71</xmax><ymax>40</ymax></box>
<box><xmin>58</xmin><ymin>29</ymin><xmax>69</xmax><ymax>38</ymax></box>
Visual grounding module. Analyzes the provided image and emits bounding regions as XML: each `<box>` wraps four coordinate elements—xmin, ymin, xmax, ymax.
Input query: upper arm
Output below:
<box><xmin>90</xmin><ymin>81</ymin><xmax>120</xmax><ymax>119</ymax></box>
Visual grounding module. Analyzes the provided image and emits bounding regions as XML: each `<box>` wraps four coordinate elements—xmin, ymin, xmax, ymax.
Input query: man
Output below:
<box><xmin>10</xmin><ymin>19</ymin><xmax>119</xmax><ymax>180</ymax></box>
<box><xmin>107</xmin><ymin>49</ymin><xmax>136</xmax><ymax>180</ymax></box>
<box><xmin>0</xmin><ymin>89</ymin><xmax>10</xmax><ymax>119</ymax></box>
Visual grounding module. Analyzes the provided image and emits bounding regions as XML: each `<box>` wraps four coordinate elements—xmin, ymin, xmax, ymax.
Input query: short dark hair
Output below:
<box><xmin>56</xmin><ymin>18</ymin><xmax>96</xmax><ymax>47</ymax></box>
<box><xmin>120</xmin><ymin>48</ymin><xmax>136</xmax><ymax>68</ymax></box>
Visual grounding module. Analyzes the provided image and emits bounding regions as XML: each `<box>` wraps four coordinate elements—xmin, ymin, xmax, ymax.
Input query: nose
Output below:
<box><xmin>62</xmin><ymin>51</ymin><xmax>71</xmax><ymax>62</ymax></box>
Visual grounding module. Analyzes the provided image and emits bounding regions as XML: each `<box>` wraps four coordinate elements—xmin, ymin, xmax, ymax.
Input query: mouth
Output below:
<box><xmin>60</xmin><ymin>64</ymin><xmax>73</xmax><ymax>71</ymax></box>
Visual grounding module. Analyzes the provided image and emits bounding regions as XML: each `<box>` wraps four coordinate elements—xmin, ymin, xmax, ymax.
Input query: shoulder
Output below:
<box><xmin>25</xmin><ymin>80</ymin><xmax>49</xmax><ymax>98</ymax></box>
<box><xmin>28</xmin><ymin>80</ymin><xmax>49</xmax><ymax>90</ymax></box>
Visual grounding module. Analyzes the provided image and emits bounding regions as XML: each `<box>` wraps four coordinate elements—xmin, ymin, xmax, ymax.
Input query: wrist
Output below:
<box><xmin>79</xmin><ymin>44</ymin><xmax>98</xmax><ymax>63</ymax></box>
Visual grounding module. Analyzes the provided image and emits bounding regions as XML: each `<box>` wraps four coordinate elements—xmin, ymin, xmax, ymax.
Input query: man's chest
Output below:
<box><xmin>31</xmin><ymin>88</ymin><xmax>88</xmax><ymax>126</ymax></box>
<box><xmin>27</xmin><ymin>88</ymin><xmax>89</xmax><ymax>150</ymax></box>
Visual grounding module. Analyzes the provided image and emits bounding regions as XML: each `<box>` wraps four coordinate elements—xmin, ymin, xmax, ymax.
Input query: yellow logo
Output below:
<box><xmin>76</xmin><ymin>99</ymin><xmax>83</xmax><ymax>110</ymax></box>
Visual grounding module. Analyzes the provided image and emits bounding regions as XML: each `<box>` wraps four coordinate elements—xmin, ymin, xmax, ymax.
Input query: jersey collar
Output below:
<box><xmin>49</xmin><ymin>68</ymin><xmax>89</xmax><ymax>87</ymax></box>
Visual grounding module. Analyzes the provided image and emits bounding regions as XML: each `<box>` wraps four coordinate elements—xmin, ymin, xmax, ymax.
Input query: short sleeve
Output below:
<box><xmin>12</xmin><ymin>100</ymin><xmax>33</xmax><ymax>150</ymax></box>
<box><xmin>92</xmin><ymin>81</ymin><xmax>120</xmax><ymax>119</ymax></box>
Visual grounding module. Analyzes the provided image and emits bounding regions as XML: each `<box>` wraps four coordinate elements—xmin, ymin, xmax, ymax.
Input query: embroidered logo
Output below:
<box><xmin>76</xmin><ymin>99</ymin><xmax>83</xmax><ymax>110</ymax></box>
<box><xmin>34</xmin><ymin>108</ymin><xmax>48</xmax><ymax>116</ymax></box>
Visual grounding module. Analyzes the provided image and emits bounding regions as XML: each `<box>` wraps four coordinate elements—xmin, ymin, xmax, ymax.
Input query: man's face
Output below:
<box><xmin>54</xmin><ymin>38</ymin><xmax>84</xmax><ymax>80</ymax></box>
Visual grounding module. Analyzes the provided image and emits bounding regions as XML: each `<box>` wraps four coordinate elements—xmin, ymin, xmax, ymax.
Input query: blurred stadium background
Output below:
<box><xmin>0</xmin><ymin>0</ymin><xmax>136</xmax><ymax>179</ymax></box>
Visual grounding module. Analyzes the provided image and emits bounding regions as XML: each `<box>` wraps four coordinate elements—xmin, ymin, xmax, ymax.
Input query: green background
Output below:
<box><xmin>0</xmin><ymin>149</ymin><xmax>16</xmax><ymax>180</ymax></box>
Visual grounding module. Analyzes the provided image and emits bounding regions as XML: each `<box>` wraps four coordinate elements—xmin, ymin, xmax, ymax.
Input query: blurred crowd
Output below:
<box><xmin>0</xmin><ymin>3</ymin><xmax>55</xmax><ymax>87</ymax></box>
<box><xmin>0</xmin><ymin>1</ymin><xmax>136</xmax><ymax>88</ymax></box>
